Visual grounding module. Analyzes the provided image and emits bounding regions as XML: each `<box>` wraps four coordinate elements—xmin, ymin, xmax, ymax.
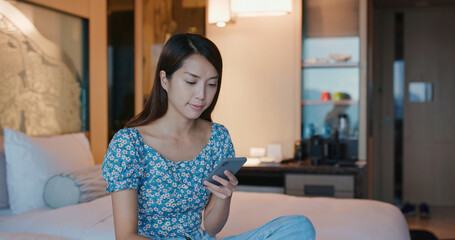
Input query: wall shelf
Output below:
<box><xmin>301</xmin><ymin>62</ymin><xmax>359</xmax><ymax>68</ymax></box>
<box><xmin>301</xmin><ymin>100</ymin><xmax>359</xmax><ymax>106</ymax></box>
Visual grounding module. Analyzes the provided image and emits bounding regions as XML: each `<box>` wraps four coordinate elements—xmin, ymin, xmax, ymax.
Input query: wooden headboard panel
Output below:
<box><xmin>24</xmin><ymin>0</ymin><xmax>107</xmax><ymax>165</ymax></box>
<box><xmin>84</xmin><ymin>131</ymin><xmax>90</xmax><ymax>141</ymax></box>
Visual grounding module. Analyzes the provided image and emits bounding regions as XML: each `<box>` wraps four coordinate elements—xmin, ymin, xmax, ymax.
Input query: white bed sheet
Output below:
<box><xmin>0</xmin><ymin>209</ymin><xmax>13</xmax><ymax>219</ymax></box>
<box><xmin>0</xmin><ymin>196</ymin><xmax>114</xmax><ymax>240</ymax></box>
<box><xmin>0</xmin><ymin>192</ymin><xmax>410</xmax><ymax>240</ymax></box>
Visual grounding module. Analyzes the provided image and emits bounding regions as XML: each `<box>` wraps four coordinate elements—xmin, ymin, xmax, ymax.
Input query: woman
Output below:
<box><xmin>102</xmin><ymin>33</ymin><xmax>315</xmax><ymax>240</ymax></box>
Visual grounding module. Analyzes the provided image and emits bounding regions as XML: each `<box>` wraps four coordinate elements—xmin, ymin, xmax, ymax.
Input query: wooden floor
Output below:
<box><xmin>406</xmin><ymin>206</ymin><xmax>455</xmax><ymax>239</ymax></box>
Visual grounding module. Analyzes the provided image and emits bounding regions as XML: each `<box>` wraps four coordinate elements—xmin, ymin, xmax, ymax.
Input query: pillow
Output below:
<box><xmin>0</xmin><ymin>136</ymin><xmax>9</xmax><ymax>209</ymax></box>
<box><xmin>4</xmin><ymin>128</ymin><xmax>94</xmax><ymax>214</ymax></box>
<box><xmin>44</xmin><ymin>164</ymin><xmax>107</xmax><ymax>209</ymax></box>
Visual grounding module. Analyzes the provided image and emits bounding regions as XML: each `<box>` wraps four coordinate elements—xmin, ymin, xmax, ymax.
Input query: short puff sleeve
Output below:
<box><xmin>217</xmin><ymin>124</ymin><xmax>235</xmax><ymax>160</ymax></box>
<box><xmin>102</xmin><ymin>128</ymin><xmax>145</xmax><ymax>193</ymax></box>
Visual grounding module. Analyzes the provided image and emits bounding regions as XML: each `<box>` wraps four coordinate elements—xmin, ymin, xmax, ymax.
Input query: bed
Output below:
<box><xmin>0</xmin><ymin>130</ymin><xmax>411</xmax><ymax>240</ymax></box>
<box><xmin>0</xmin><ymin>192</ymin><xmax>411</xmax><ymax>240</ymax></box>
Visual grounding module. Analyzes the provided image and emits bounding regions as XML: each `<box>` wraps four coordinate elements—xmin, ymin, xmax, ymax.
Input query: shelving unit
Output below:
<box><xmin>301</xmin><ymin>100</ymin><xmax>359</xmax><ymax>106</ymax></box>
<box><xmin>300</xmin><ymin>0</ymin><xmax>368</xmax><ymax>162</ymax></box>
<box><xmin>301</xmin><ymin>36</ymin><xmax>360</xmax><ymax>141</ymax></box>
<box><xmin>301</xmin><ymin>62</ymin><xmax>359</xmax><ymax>68</ymax></box>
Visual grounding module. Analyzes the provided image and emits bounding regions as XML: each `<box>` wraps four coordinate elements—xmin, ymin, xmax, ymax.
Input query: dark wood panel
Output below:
<box><xmin>304</xmin><ymin>0</ymin><xmax>359</xmax><ymax>38</ymax></box>
<box><xmin>403</xmin><ymin>9</ymin><xmax>455</xmax><ymax>206</ymax></box>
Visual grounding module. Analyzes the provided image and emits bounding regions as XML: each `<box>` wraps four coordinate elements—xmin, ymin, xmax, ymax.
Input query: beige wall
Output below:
<box><xmin>207</xmin><ymin>0</ymin><xmax>302</xmax><ymax>159</ymax></box>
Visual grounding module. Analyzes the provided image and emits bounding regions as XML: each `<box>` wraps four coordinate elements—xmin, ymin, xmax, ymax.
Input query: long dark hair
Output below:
<box><xmin>125</xmin><ymin>33</ymin><xmax>223</xmax><ymax>128</ymax></box>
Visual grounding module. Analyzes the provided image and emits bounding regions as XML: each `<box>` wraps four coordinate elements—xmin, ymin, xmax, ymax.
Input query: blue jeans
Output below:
<box><xmin>147</xmin><ymin>228</ymin><xmax>214</xmax><ymax>240</ymax></box>
<box><xmin>160</xmin><ymin>215</ymin><xmax>315</xmax><ymax>240</ymax></box>
<box><xmin>221</xmin><ymin>215</ymin><xmax>315</xmax><ymax>240</ymax></box>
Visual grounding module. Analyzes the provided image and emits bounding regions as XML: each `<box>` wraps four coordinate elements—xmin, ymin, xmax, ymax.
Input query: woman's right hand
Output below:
<box><xmin>203</xmin><ymin>170</ymin><xmax>238</xmax><ymax>199</ymax></box>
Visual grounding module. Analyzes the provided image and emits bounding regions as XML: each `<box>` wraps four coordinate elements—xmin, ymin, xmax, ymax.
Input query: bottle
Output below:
<box><xmin>294</xmin><ymin>140</ymin><xmax>306</xmax><ymax>160</ymax></box>
<box><xmin>338</xmin><ymin>114</ymin><xmax>349</xmax><ymax>139</ymax></box>
<box><xmin>321</xmin><ymin>123</ymin><xmax>332</xmax><ymax>138</ymax></box>
<box><xmin>303</xmin><ymin>123</ymin><xmax>315</xmax><ymax>139</ymax></box>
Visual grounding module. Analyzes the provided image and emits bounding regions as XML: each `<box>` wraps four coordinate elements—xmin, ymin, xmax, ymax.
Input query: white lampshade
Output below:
<box><xmin>208</xmin><ymin>0</ymin><xmax>232</xmax><ymax>27</ymax></box>
<box><xmin>230</xmin><ymin>0</ymin><xmax>292</xmax><ymax>17</ymax></box>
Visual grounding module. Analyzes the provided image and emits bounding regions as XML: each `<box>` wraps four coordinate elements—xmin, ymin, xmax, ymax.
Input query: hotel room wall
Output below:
<box><xmin>206</xmin><ymin>0</ymin><xmax>302</xmax><ymax>159</ymax></box>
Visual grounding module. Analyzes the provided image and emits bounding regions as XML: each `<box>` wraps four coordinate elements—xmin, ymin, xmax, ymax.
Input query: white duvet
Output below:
<box><xmin>221</xmin><ymin>192</ymin><xmax>410</xmax><ymax>240</ymax></box>
<box><xmin>0</xmin><ymin>192</ymin><xmax>410</xmax><ymax>240</ymax></box>
<box><xmin>0</xmin><ymin>195</ymin><xmax>114</xmax><ymax>240</ymax></box>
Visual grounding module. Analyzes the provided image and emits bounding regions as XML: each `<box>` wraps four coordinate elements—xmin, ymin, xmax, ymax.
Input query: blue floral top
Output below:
<box><xmin>102</xmin><ymin>122</ymin><xmax>235</xmax><ymax>239</ymax></box>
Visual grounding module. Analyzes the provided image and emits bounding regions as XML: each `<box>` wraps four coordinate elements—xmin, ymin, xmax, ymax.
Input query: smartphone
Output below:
<box><xmin>205</xmin><ymin>157</ymin><xmax>247</xmax><ymax>186</ymax></box>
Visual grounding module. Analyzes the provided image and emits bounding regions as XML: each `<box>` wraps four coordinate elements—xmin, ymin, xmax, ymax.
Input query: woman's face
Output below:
<box><xmin>161</xmin><ymin>54</ymin><xmax>219</xmax><ymax>120</ymax></box>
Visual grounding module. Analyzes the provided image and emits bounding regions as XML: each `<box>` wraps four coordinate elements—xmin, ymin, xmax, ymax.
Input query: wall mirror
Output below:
<box><xmin>408</xmin><ymin>82</ymin><xmax>433</xmax><ymax>103</ymax></box>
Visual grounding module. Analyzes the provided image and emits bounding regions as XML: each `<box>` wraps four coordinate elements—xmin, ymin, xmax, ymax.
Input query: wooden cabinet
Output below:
<box><xmin>285</xmin><ymin>173</ymin><xmax>354</xmax><ymax>198</ymax></box>
<box><xmin>237</xmin><ymin>164</ymin><xmax>366</xmax><ymax>198</ymax></box>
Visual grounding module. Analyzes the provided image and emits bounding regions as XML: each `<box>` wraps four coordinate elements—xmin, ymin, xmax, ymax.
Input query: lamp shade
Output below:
<box><xmin>230</xmin><ymin>0</ymin><xmax>292</xmax><ymax>17</ymax></box>
<box><xmin>208</xmin><ymin>0</ymin><xmax>231</xmax><ymax>26</ymax></box>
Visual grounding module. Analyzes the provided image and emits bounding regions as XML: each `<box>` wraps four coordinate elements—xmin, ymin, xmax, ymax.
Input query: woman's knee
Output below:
<box><xmin>296</xmin><ymin>215</ymin><xmax>313</xmax><ymax>226</ymax></box>
<box><xmin>277</xmin><ymin>215</ymin><xmax>312</xmax><ymax>225</ymax></box>
<box><xmin>284</xmin><ymin>215</ymin><xmax>316</xmax><ymax>239</ymax></box>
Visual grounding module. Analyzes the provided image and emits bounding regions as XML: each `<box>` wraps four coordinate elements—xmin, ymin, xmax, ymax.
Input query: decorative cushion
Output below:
<box><xmin>44</xmin><ymin>164</ymin><xmax>107</xmax><ymax>209</ymax></box>
<box><xmin>4</xmin><ymin>128</ymin><xmax>94</xmax><ymax>214</ymax></box>
<box><xmin>0</xmin><ymin>136</ymin><xmax>8</xmax><ymax>209</ymax></box>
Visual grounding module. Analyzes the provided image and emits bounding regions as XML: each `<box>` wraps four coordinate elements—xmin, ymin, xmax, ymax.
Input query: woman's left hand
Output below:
<box><xmin>203</xmin><ymin>170</ymin><xmax>238</xmax><ymax>199</ymax></box>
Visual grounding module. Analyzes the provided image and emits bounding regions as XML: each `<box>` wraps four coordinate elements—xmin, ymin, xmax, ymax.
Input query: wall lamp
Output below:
<box><xmin>208</xmin><ymin>0</ymin><xmax>292</xmax><ymax>27</ymax></box>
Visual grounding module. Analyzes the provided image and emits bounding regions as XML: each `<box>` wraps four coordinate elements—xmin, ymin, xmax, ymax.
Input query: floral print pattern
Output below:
<box><xmin>102</xmin><ymin>123</ymin><xmax>235</xmax><ymax>239</ymax></box>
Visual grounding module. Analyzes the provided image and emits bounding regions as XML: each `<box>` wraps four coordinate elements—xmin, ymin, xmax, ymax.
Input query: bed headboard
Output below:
<box><xmin>84</xmin><ymin>131</ymin><xmax>90</xmax><ymax>141</ymax></box>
